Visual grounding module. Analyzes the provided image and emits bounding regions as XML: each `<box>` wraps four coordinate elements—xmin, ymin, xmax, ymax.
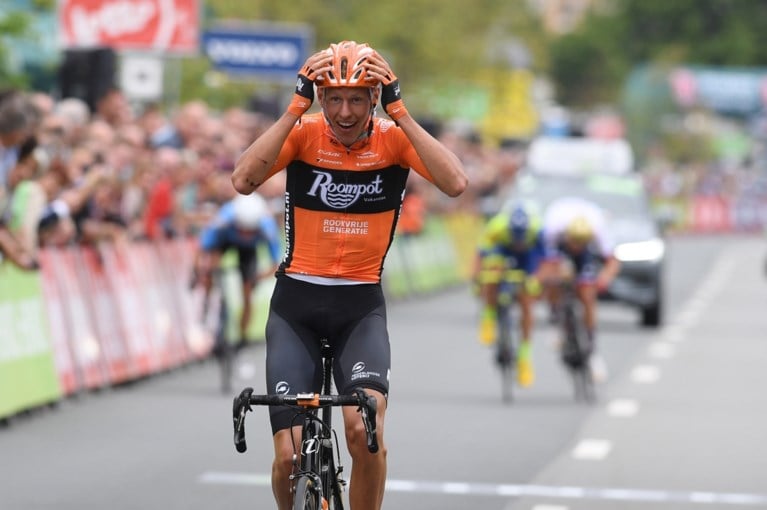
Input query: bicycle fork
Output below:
<box><xmin>291</xmin><ymin>420</ymin><xmax>346</xmax><ymax>505</ymax></box>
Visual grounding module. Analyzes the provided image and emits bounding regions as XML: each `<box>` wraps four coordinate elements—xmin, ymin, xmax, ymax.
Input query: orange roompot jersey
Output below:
<box><xmin>264</xmin><ymin>113</ymin><xmax>435</xmax><ymax>283</ymax></box>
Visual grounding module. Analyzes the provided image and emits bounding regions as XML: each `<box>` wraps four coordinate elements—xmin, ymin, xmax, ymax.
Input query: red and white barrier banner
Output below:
<box><xmin>690</xmin><ymin>196</ymin><xmax>732</xmax><ymax>232</ymax></box>
<box><xmin>58</xmin><ymin>0</ymin><xmax>200</xmax><ymax>54</ymax></box>
<box><xmin>35</xmin><ymin>240</ymin><xmax>219</xmax><ymax>396</ymax></box>
<box><xmin>37</xmin><ymin>250</ymin><xmax>79</xmax><ymax>396</ymax></box>
<box><xmin>99</xmin><ymin>244</ymin><xmax>157</xmax><ymax>376</ymax></box>
<box><xmin>126</xmin><ymin>243</ymin><xmax>180</xmax><ymax>371</ymax></box>
<box><xmin>162</xmin><ymin>238</ymin><xmax>213</xmax><ymax>359</ymax></box>
<box><xmin>50</xmin><ymin>248</ymin><xmax>108</xmax><ymax>390</ymax></box>
<box><xmin>78</xmin><ymin>247</ymin><xmax>135</xmax><ymax>384</ymax></box>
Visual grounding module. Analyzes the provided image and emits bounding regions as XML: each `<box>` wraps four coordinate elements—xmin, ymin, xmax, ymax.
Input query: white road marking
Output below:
<box><xmin>571</xmin><ymin>439</ymin><xmax>612</xmax><ymax>460</ymax></box>
<box><xmin>607</xmin><ymin>398</ymin><xmax>640</xmax><ymax>417</ymax></box>
<box><xmin>444</xmin><ymin>482</ymin><xmax>471</xmax><ymax>494</ymax></box>
<box><xmin>199</xmin><ymin>471</ymin><xmax>767</xmax><ymax>505</ymax></box>
<box><xmin>631</xmin><ymin>364</ymin><xmax>661</xmax><ymax>383</ymax></box>
<box><xmin>649</xmin><ymin>341</ymin><xmax>675</xmax><ymax>359</ymax></box>
<box><xmin>663</xmin><ymin>326</ymin><xmax>686</xmax><ymax>343</ymax></box>
<box><xmin>532</xmin><ymin>505</ymin><xmax>568</xmax><ymax>510</ymax></box>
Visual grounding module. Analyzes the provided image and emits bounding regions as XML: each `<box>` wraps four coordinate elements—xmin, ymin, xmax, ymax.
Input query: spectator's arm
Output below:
<box><xmin>0</xmin><ymin>225</ymin><xmax>39</xmax><ymax>270</ymax></box>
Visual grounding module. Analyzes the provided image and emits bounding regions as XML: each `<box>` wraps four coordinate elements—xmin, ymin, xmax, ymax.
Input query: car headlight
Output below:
<box><xmin>614</xmin><ymin>238</ymin><xmax>665</xmax><ymax>262</ymax></box>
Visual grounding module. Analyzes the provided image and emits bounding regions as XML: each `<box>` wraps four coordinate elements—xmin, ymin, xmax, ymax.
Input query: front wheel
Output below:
<box><xmin>293</xmin><ymin>476</ymin><xmax>322</xmax><ymax>510</ymax></box>
<box><xmin>495</xmin><ymin>305</ymin><xmax>515</xmax><ymax>403</ymax></box>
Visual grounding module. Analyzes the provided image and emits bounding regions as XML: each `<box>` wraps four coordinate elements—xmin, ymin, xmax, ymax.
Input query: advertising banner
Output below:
<box><xmin>202</xmin><ymin>23</ymin><xmax>312</xmax><ymax>79</ymax></box>
<box><xmin>99</xmin><ymin>245</ymin><xmax>157</xmax><ymax>376</ymax></box>
<box><xmin>0</xmin><ymin>262</ymin><xmax>61</xmax><ymax>419</ymax></box>
<box><xmin>38</xmin><ymin>250</ymin><xmax>79</xmax><ymax>395</ymax></box>
<box><xmin>79</xmin><ymin>247</ymin><xmax>134</xmax><ymax>384</ymax></box>
<box><xmin>690</xmin><ymin>196</ymin><xmax>732</xmax><ymax>232</ymax></box>
<box><xmin>58</xmin><ymin>0</ymin><xmax>200</xmax><ymax>54</ymax></box>
<box><xmin>54</xmin><ymin>248</ymin><xmax>108</xmax><ymax>389</ymax></box>
<box><xmin>167</xmin><ymin>238</ymin><xmax>213</xmax><ymax>359</ymax></box>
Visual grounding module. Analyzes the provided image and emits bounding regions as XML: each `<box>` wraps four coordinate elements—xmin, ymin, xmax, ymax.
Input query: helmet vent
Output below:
<box><xmin>340</xmin><ymin>57</ymin><xmax>348</xmax><ymax>80</ymax></box>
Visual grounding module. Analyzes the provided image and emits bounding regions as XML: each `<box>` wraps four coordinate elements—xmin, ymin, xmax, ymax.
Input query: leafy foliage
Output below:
<box><xmin>549</xmin><ymin>0</ymin><xmax>767</xmax><ymax>107</ymax></box>
<box><xmin>0</xmin><ymin>10</ymin><xmax>31</xmax><ymax>88</ymax></box>
<box><xmin>185</xmin><ymin>0</ymin><xmax>548</xmax><ymax>113</ymax></box>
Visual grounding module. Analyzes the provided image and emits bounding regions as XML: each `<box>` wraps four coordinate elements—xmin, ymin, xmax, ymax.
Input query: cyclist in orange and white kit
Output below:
<box><xmin>539</xmin><ymin>196</ymin><xmax>621</xmax><ymax>383</ymax></box>
<box><xmin>231</xmin><ymin>41</ymin><xmax>467</xmax><ymax>510</ymax></box>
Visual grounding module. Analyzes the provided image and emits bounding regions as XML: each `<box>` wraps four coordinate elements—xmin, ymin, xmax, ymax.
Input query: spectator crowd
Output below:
<box><xmin>0</xmin><ymin>86</ymin><xmax>526</xmax><ymax>273</ymax></box>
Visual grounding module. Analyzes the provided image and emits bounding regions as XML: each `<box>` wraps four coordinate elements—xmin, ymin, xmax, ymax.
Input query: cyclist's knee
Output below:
<box><xmin>272</xmin><ymin>429</ymin><xmax>297</xmax><ymax>475</ymax></box>
<box><xmin>346</xmin><ymin>425</ymin><xmax>387</xmax><ymax>462</ymax></box>
<box><xmin>344</xmin><ymin>393</ymin><xmax>387</xmax><ymax>460</ymax></box>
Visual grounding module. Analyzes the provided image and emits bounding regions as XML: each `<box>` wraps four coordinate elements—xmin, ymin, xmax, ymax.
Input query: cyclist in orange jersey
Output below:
<box><xmin>232</xmin><ymin>41</ymin><xmax>467</xmax><ymax>510</ymax></box>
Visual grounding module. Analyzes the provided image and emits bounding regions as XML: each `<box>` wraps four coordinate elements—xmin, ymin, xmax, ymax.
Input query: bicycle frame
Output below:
<box><xmin>232</xmin><ymin>340</ymin><xmax>379</xmax><ymax>509</ymax></box>
<box><xmin>495</xmin><ymin>270</ymin><xmax>524</xmax><ymax>403</ymax></box>
<box><xmin>556</xmin><ymin>279</ymin><xmax>596</xmax><ymax>403</ymax></box>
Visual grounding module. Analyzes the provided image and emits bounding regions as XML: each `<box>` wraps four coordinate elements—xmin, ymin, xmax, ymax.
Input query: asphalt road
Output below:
<box><xmin>2</xmin><ymin>235</ymin><xmax>766</xmax><ymax>510</ymax></box>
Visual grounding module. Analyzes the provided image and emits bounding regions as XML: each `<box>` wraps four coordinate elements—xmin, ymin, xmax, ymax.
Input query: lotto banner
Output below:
<box><xmin>52</xmin><ymin>248</ymin><xmax>109</xmax><ymax>390</ymax></box>
<box><xmin>0</xmin><ymin>262</ymin><xmax>61</xmax><ymax>419</ymax></box>
<box><xmin>38</xmin><ymin>250</ymin><xmax>79</xmax><ymax>395</ymax></box>
<box><xmin>78</xmin><ymin>247</ymin><xmax>135</xmax><ymax>384</ymax></box>
<box><xmin>125</xmin><ymin>243</ymin><xmax>186</xmax><ymax>370</ymax></box>
<box><xmin>156</xmin><ymin>239</ymin><xmax>212</xmax><ymax>360</ymax></box>
<box><xmin>690</xmin><ymin>196</ymin><xmax>732</xmax><ymax>232</ymax></box>
<box><xmin>58</xmin><ymin>0</ymin><xmax>200</xmax><ymax>54</ymax></box>
<box><xmin>98</xmin><ymin>245</ymin><xmax>157</xmax><ymax>376</ymax></box>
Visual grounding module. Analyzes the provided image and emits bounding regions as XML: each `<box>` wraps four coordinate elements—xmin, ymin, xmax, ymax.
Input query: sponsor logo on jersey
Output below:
<box><xmin>307</xmin><ymin>170</ymin><xmax>384</xmax><ymax>209</ymax></box>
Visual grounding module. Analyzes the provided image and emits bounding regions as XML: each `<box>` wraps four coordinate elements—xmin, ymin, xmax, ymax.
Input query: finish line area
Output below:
<box><xmin>198</xmin><ymin>471</ymin><xmax>767</xmax><ymax>506</ymax></box>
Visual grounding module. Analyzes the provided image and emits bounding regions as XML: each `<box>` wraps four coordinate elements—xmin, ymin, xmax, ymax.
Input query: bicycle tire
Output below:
<box><xmin>322</xmin><ymin>450</ymin><xmax>344</xmax><ymax>509</ymax></box>
<box><xmin>327</xmin><ymin>482</ymin><xmax>343</xmax><ymax>510</ymax></box>
<box><xmin>560</xmin><ymin>297</ymin><xmax>597</xmax><ymax>404</ymax></box>
<box><xmin>571</xmin><ymin>365</ymin><xmax>596</xmax><ymax>403</ymax></box>
<box><xmin>496</xmin><ymin>304</ymin><xmax>515</xmax><ymax>403</ymax></box>
<box><xmin>218</xmin><ymin>346</ymin><xmax>233</xmax><ymax>394</ymax></box>
<box><xmin>215</xmin><ymin>289</ymin><xmax>234</xmax><ymax>394</ymax></box>
<box><xmin>293</xmin><ymin>475</ymin><xmax>322</xmax><ymax>510</ymax></box>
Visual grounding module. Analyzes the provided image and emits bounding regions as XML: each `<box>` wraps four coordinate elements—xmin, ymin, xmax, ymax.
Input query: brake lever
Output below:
<box><xmin>233</xmin><ymin>387</ymin><xmax>254</xmax><ymax>453</ymax></box>
<box><xmin>354</xmin><ymin>389</ymin><xmax>379</xmax><ymax>454</ymax></box>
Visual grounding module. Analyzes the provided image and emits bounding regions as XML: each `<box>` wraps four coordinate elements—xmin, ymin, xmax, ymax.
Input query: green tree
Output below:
<box><xmin>0</xmin><ymin>10</ymin><xmax>32</xmax><ymax>88</ymax></box>
<box><xmin>548</xmin><ymin>0</ymin><xmax>767</xmax><ymax>108</ymax></box>
<box><xmin>182</xmin><ymin>0</ymin><xmax>548</xmax><ymax>116</ymax></box>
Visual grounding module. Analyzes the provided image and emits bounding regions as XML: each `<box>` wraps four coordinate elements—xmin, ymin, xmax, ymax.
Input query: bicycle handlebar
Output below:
<box><xmin>232</xmin><ymin>387</ymin><xmax>379</xmax><ymax>454</ymax></box>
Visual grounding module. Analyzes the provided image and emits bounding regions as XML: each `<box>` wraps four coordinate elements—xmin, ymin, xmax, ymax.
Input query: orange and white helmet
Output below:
<box><xmin>316</xmin><ymin>41</ymin><xmax>379</xmax><ymax>88</ymax></box>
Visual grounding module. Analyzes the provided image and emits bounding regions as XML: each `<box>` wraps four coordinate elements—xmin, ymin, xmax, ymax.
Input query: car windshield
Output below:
<box><xmin>510</xmin><ymin>172</ymin><xmax>649</xmax><ymax>220</ymax></box>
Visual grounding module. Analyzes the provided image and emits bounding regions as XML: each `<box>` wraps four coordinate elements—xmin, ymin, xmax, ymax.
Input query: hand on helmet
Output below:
<box><xmin>287</xmin><ymin>51</ymin><xmax>334</xmax><ymax>117</ymax></box>
<box><xmin>364</xmin><ymin>52</ymin><xmax>409</xmax><ymax>122</ymax></box>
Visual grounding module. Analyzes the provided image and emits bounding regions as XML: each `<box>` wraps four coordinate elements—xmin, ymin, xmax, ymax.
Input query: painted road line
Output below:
<box><xmin>444</xmin><ymin>482</ymin><xmax>472</xmax><ymax>494</ymax></box>
<box><xmin>532</xmin><ymin>505</ymin><xmax>568</xmax><ymax>510</ymax></box>
<box><xmin>631</xmin><ymin>364</ymin><xmax>661</xmax><ymax>384</ymax></box>
<box><xmin>607</xmin><ymin>398</ymin><xmax>639</xmax><ymax>417</ymax></box>
<box><xmin>648</xmin><ymin>341</ymin><xmax>675</xmax><ymax>359</ymax></box>
<box><xmin>662</xmin><ymin>325</ymin><xmax>686</xmax><ymax>343</ymax></box>
<box><xmin>198</xmin><ymin>472</ymin><xmax>767</xmax><ymax>505</ymax></box>
<box><xmin>571</xmin><ymin>439</ymin><xmax>612</xmax><ymax>460</ymax></box>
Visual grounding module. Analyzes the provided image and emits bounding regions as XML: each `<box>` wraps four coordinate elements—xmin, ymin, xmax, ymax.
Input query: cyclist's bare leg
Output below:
<box><xmin>480</xmin><ymin>281</ymin><xmax>499</xmax><ymax>309</ymax></box>
<box><xmin>271</xmin><ymin>426</ymin><xmax>303</xmax><ymax>510</ymax></box>
<box><xmin>576</xmin><ymin>283</ymin><xmax>597</xmax><ymax>338</ymax></box>
<box><xmin>343</xmin><ymin>389</ymin><xmax>388</xmax><ymax>510</ymax></box>
<box><xmin>519</xmin><ymin>291</ymin><xmax>534</xmax><ymax>341</ymax></box>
